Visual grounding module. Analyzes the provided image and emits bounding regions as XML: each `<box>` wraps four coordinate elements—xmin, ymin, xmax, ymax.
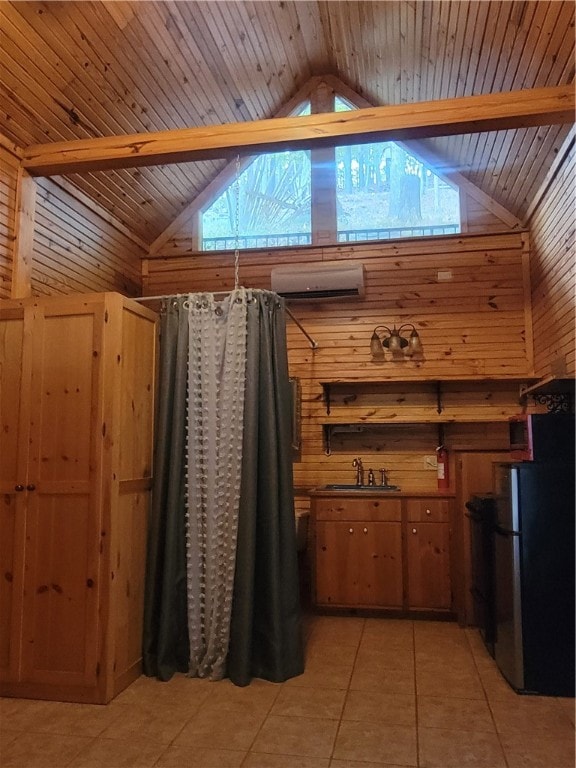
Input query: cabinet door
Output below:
<box><xmin>315</xmin><ymin>521</ymin><xmax>402</xmax><ymax>607</ymax></box>
<box><xmin>20</xmin><ymin>304</ymin><xmax>104</xmax><ymax>689</ymax></box>
<box><xmin>0</xmin><ymin>309</ymin><xmax>29</xmax><ymax>680</ymax></box>
<box><xmin>407</xmin><ymin>522</ymin><xmax>452</xmax><ymax>610</ymax></box>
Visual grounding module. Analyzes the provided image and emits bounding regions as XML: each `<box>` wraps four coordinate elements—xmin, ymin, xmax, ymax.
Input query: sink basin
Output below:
<box><xmin>322</xmin><ymin>484</ymin><xmax>400</xmax><ymax>491</ymax></box>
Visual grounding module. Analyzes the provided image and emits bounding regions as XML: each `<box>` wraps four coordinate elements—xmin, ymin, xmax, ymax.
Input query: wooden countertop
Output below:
<box><xmin>308</xmin><ymin>488</ymin><xmax>455</xmax><ymax>498</ymax></box>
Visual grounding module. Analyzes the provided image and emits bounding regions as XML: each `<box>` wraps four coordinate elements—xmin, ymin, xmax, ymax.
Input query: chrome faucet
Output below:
<box><xmin>352</xmin><ymin>457</ymin><xmax>364</xmax><ymax>486</ymax></box>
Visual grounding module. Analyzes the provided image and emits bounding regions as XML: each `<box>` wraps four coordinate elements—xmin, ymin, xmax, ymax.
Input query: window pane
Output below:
<box><xmin>336</xmin><ymin>141</ymin><xmax>460</xmax><ymax>242</ymax></box>
<box><xmin>202</xmin><ymin>151</ymin><xmax>312</xmax><ymax>250</ymax></box>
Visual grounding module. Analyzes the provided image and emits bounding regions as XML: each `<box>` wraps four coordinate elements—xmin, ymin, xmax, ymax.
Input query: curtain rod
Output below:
<box><xmin>131</xmin><ymin>292</ymin><xmax>319</xmax><ymax>350</ymax></box>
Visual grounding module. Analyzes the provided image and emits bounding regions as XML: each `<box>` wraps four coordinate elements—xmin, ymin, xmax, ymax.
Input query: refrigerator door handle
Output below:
<box><xmin>494</xmin><ymin>525</ymin><xmax>520</xmax><ymax>537</ymax></box>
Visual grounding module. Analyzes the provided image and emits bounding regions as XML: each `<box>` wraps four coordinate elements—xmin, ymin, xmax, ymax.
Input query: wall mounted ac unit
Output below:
<box><xmin>271</xmin><ymin>263</ymin><xmax>365</xmax><ymax>301</ymax></box>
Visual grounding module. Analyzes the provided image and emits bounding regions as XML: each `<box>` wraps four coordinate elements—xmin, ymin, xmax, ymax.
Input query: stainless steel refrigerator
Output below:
<box><xmin>492</xmin><ymin>462</ymin><xmax>575</xmax><ymax>696</ymax></box>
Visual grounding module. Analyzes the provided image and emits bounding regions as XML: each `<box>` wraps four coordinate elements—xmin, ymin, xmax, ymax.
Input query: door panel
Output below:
<box><xmin>407</xmin><ymin>522</ymin><xmax>451</xmax><ymax>610</ymax></box>
<box><xmin>315</xmin><ymin>521</ymin><xmax>402</xmax><ymax>607</ymax></box>
<box><xmin>21</xmin><ymin>494</ymin><xmax>98</xmax><ymax>684</ymax></box>
<box><xmin>316</xmin><ymin>521</ymin><xmax>362</xmax><ymax>605</ymax></box>
<box><xmin>29</xmin><ymin>313</ymin><xmax>98</xmax><ymax>484</ymax></box>
<box><xmin>358</xmin><ymin>523</ymin><xmax>403</xmax><ymax>607</ymax></box>
<box><xmin>0</xmin><ymin>313</ymin><xmax>27</xmax><ymax>486</ymax></box>
<box><xmin>20</xmin><ymin>306</ymin><xmax>103</xmax><ymax>687</ymax></box>
<box><xmin>456</xmin><ymin>451</ymin><xmax>511</xmax><ymax>624</ymax></box>
<box><xmin>0</xmin><ymin>311</ymin><xmax>28</xmax><ymax>679</ymax></box>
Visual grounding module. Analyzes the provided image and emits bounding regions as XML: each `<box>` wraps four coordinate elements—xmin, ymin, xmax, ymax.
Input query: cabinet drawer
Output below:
<box><xmin>406</xmin><ymin>498</ymin><xmax>451</xmax><ymax>522</ymax></box>
<box><xmin>314</xmin><ymin>497</ymin><xmax>401</xmax><ymax>522</ymax></box>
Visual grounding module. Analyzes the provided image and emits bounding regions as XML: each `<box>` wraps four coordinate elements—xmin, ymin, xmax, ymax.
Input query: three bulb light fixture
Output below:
<box><xmin>370</xmin><ymin>323</ymin><xmax>424</xmax><ymax>361</ymax></box>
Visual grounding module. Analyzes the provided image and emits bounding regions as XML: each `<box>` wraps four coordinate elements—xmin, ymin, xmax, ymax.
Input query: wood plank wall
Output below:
<box><xmin>144</xmin><ymin>231</ymin><xmax>533</xmax><ymax>498</ymax></box>
<box><xmin>31</xmin><ymin>179</ymin><xmax>145</xmax><ymax>297</ymax></box>
<box><xmin>529</xmin><ymin>142</ymin><xmax>575</xmax><ymax>378</ymax></box>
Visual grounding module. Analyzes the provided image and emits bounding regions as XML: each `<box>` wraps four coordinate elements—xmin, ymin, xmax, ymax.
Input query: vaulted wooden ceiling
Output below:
<box><xmin>1</xmin><ymin>1</ymin><xmax>574</xmax><ymax>246</ymax></box>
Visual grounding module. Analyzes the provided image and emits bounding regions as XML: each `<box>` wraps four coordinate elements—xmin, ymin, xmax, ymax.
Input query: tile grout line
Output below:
<box><xmin>412</xmin><ymin>621</ymin><xmax>420</xmax><ymax>768</ymax></box>
<box><xmin>465</xmin><ymin>628</ymin><xmax>512</xmax><ymax>768</ymax></box>
<box><xmin>149</xmin><ymin>678</ymin><xmax>213</xmax><ymax>766</ymax></box>
<box><xmin>327</xmin><ymin>616</ymin><xmax>365</xmax><ymax>766</ymax></box>
<box><xmin>238</xmin><ymin>612</ymin><xmax>334</xmax><ymax>766</ymax></box>
<box><xmin>237</xmin><ymin>676</ymin><xmax>284</xmax><ymax>767</ymax></box>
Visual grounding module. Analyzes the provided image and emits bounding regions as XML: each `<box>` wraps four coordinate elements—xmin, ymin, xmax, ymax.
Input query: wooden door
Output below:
<box><xmin>455</xmin><ymin>451</ymin><xmax>511</xmax><ymax>624</ymax></box>
<box><xmin>19</xmin><ymin>302</ymin><xmax>104</xmax><ymax>690</ymax></box>
<box><xmin>0</xmin><ymin>307</ymin><xmax>30</xmax><ymax>681</ymax></box>
<box><xmin>315</xmin><ymin>521</ymin><xmax>402</xmax><ymax>607</ymax></box>
<box><xmin>407</xmin><ymin>522</ymin><xmax>452</xmax><ymax>610</ymax></box>
<box><xmin>357</xmin><ymin>523</ymin><xmax>403</xmax><ymax>607</ymax></box>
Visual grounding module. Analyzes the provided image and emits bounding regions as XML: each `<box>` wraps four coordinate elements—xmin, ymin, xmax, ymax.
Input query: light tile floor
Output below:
<box><xmin>1</xmin><ymin>616</ymin><xmax>574</xmax><ymax>767</ymax></box>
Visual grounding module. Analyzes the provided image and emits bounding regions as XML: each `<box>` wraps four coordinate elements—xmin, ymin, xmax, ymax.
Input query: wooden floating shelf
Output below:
<box><xmin>519</xmin><ymin>376</ymin><xmax>575</xmax><ymax>398</ymax></box>
<box><xmin>519</xmin><ymin>376</ymin><xmax>575</xmax><ymax>414</ymax></box>
<box><xmin>320</xmin><ymin>377</ymin><xmax>535</xmax><ymax>415</ymax></box>
<box><xmin>320</xmin><ymin>377</ymin><xmax>536</xmax><ymax>385</ymax></box>
<box><xmin>321</xmin><ymin>418</ymin><xmax>510</xmax><ymax>454</ymax></box>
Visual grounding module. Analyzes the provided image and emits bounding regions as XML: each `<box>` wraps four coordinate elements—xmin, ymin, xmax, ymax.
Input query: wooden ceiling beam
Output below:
<box><xmin>22</xmin><ymin>85</ymin><xmax>574</xmax><ymax>177</ymax></box>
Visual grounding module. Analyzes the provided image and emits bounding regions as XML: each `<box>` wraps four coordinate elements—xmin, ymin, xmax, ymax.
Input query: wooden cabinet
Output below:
<box><xmin>406</xmin><ymin>524</ymin><xmax>451</xmax><ymax>610</ymax></box>
<box><xmin>0</xmin><ymin>293</ymin><xmax>156</xmax><ymax>703</ymax></box>
<box><xmin>314</xmin><ymin>497</ymin><xmax>403</xmax><ymax>608</ymax></box>
<box><xmin>312</xmin><ymin>493</ymin><xmax>454</xmax><ymax>616</ymax></box>
<box><xmin>316</xmin><ymin>521</ymin><xmax>403</xmax><ymax>608</ymax></box>
<box><xmin>405</xmin><ymin>498</ymin><xmax>452</xmax><ymax>610</ymax></box>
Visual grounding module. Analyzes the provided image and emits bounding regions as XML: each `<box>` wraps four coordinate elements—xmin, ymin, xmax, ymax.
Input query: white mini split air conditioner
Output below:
<box><xmin>270</xmin><ymin>263</ymin><xmax>365</xmax><ymax>301</ymax></box>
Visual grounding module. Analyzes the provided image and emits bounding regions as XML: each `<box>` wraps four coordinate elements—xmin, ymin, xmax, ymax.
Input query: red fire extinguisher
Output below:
<box><xmin>436</xmin><ymin>445</ymin><xmax>449</xmax><ymax>490</ymax></box>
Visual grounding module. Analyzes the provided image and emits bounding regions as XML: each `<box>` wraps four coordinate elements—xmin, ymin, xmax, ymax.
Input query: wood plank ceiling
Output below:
<box><xmin>1</xmin><ymin>1</ymin><xmax>574</xmax><ymax>246</ymax></box>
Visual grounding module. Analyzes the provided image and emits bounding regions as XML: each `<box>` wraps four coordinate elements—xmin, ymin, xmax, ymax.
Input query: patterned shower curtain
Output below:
<box><xmin>186</xmin><ymin>290</ymin><xmax>247</xmax><ymax>679</ymax></box>
<box><xmin>142</xmin><ymin>288</ymin><xmax>303</xmax><ymax>685</ymax></box>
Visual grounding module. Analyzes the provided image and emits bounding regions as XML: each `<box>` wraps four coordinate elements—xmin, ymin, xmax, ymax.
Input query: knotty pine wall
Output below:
<box><xmin>31</xmin><ymin>178</ymin><xmax>144</xmax><ymax>296</ymax></box>
<box><xmin>529</xmin><ymin>141</ymin><xmax>575</xmax><ymax>378</ymax></box>
<box><xmin>144</xmin><ymin>231</ymin><xmax>534</xmax><ymax>498</ymax></box>
<box><xmin>1</xmin><ymin>137</ymin><xmax>145</xmax><ymax>298</ymax></box>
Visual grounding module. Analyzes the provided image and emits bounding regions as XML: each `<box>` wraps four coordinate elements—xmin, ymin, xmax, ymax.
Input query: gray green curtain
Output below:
<box><xmin>142</xmin><ymin>297</ymin><xmax>189</xmax><ymax>681</ymax></box>
<box><xmin>227</xmin><ymin>291</ymin><xmax>304</xmax><ymax>685</ymax></box>
<box><xmin>142</xmin><ymin>290</ymin><xmax>304</xmax><ymax>685</ymax></box>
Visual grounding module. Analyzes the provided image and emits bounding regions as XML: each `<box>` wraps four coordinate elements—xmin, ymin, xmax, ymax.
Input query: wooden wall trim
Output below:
<box><xmin>520</xmin><ymin>232</ymin><xmax>535</xmax><ymax>374</ymax></box>
<box><xmin>523</xmin><ymin>126</ymin><xmax>576</xmax><ymax>225</ymax></box>
<box><xmin>0</xmin><ymin>132</ymin><xmax>23</xmax><ymax>159</ymax></box>
<box><xmin>0</xmin><ymin>145</ymin><xmax>20</xmax><ymax>297</ymax></box>
<box><xmin>11</xmin><ymin>168</ymin><xmax>36</xmax><ymax>298</ymax></box>
<box><xmin>310</xmin><ymin>81</ymin><xmax>337</xmax><ymax>245</ymax></box>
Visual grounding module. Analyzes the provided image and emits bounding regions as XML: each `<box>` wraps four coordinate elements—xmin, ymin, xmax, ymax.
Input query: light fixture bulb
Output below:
<box><xmin>370</xmin><ymin>331</ymin><xmax>383</xmax><ymax>358</ymax></box>
<box><xmin>407</xmin><ymin>329</ymin><xmax>423</xmax><ymax>356</ymax></box>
